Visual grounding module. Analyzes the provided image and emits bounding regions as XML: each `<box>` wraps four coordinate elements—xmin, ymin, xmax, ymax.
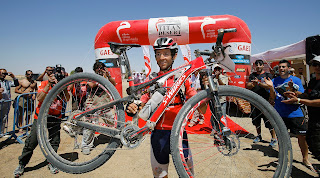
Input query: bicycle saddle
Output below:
<box><xmin>108</xmin><ymin>42</ymin><xmax>141</xmax><ymax>55</ymax></box>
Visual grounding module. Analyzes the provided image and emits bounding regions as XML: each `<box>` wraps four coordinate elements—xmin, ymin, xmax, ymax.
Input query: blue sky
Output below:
<box><xmin>1</xmin><ymin>0</ymin><xmax>319</xmax><ymax>75</ymax></box>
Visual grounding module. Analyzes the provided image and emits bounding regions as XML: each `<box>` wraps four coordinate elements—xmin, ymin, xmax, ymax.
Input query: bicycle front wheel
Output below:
<box><xmin>37</xmin><ymin>73</ymin><xmax>125</xmax><ymax>173</ymax></box>
<box><xmin>171</xmin><ymin>85</ymin><xmax>292</xmax><ymax>178</ymax></box>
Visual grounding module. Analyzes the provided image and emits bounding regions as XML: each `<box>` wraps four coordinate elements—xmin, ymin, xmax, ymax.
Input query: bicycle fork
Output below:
<box><xmin>207</xmin><ymin>71</ymin><xmax>235</xmax><ymax>152</ymax></box>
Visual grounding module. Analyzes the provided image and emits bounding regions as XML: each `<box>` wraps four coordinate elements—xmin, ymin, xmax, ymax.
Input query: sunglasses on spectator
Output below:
<box><xmin>26</xmin><ymin>73</ymin><xmax>33</xmax><ymax>76</ymax></box>
<box><xmin>2</xmin><ymin>72</ymin><xmax>8</xmax><ymax>75</ymax></box>
<box><xmin>279</xmin><ymin>66</ymin><xmax>287</xmax><ymax>69</ymax></box>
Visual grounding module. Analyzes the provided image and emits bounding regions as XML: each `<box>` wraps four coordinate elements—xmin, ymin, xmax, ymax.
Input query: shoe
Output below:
<box><xmin>48</xmin><ymin>163</ymin><xmax>59</xmax><ymax>174</ymax></box>
<box><xmin>253</xmin><ymin>136</ymin><xmax>262</xmax><ymax>143</ymax></box>
<box><xmin>82</xmin><ymin>146</ymin><xmax>91</xmax><ymax>155</ymax></box>
<box><xmin>269</xmin><ymin>138</ymin><xmax>278</xmax><ymax>148</ymax></box>
<box><xmin>13</xmin><ymin>164</ymin><xmax>25</xmax><ymax>177</ymax></box>
<box><xmin>303</xmin><ymin>162</ymin><xmax>318</xmax><ymax>173</ymax></box>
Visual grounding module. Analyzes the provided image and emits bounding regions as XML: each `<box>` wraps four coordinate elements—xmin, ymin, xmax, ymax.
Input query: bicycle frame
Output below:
<box><xmin>75</xmin><ymin>28</ymin><xmax>237</xmax><ymax>143</ymax></box>
<box><xmin>74</xmin><ymin>51</ymin><xmax>213</xmax><ymax>140</ymax></box>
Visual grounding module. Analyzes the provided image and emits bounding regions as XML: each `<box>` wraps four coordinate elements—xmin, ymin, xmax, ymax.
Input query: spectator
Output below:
<box><xmin>188</xmin><ymin>72</ymin><xmax>203</xmax><ymax>127</ymax></box>
<box><xmin>36</xmin><ymin>66</ymin><xmax>54</xmax><ymax>81</ymax></box>
<box><xmin>246</xmin><ymin>60</ymin><xmax>277</xmax><ymax>147</ymax></box>
<box><xmin>75</xmin><ymin>66</ymin><xmax>83</xmax><ymax>73</ymax></box>
<box><xmin>14</xmin><ymin>67</ymin><xmax>70</xmax><ymax>177</ymax></box>
<box><xmin>80</xmin><ymin>62</ymin><xmax>116</xmax><ymax>155</ymax></box>
<box><xmin>296</xmin><ymin>67</ymin><xmax>307</xmax><ymax>89</ymax></box>
<box><xmin>282</xmin><ymin>56</ymin><xmax>320</xmax><ymax>162</ymax></box>
<box><xmin>126</xmin><ymin>37</ymin><xmax>206</xmax><ymax>177</ymax></box>
<box><xmin>272</xmin><ymin>65</ymin><xmax>279</xmax><ymax>78</ymax></box>
<box><xmin>15</xmin><ymin>70</ymin><xmax>38</xmax><ymax>133</ymax></box>
<box><xmin>289</xmin><ymin>67</ymin><xmax>296</xmax><ymax>76</ymax></box>
<box><xmin>0</xmin><ymin>68</ymin><xmax>19</xmax><ymax>135</ymax></box>
<box><xmin>270</xmin><ymin>59</ymin><xmax>315</xmax><ymax>172</ymax></box>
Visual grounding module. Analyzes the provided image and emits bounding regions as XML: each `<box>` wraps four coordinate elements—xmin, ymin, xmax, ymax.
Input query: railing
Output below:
<box><xmin>1</xmin><ymin>92</ymin><xmax>37</xmax><ymax>144</ymax></box>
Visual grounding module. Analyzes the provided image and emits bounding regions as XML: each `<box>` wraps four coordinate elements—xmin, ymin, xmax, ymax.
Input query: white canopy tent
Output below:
<box><xmin>251</xmin><ymin>39</ymin><xmax>306</xmax><ymax>63</ymax></box>
<box><xmin>251</xmin><ymin>39</ymin><xmax>310</xmax><ymax>82</ymax></box>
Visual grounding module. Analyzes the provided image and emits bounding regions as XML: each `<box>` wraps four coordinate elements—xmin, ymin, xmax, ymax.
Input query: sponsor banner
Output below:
<box><xmin>227</xmin><ymin>64</ymin><xmax>251</xmax><ymax>88</ymax></box>
<box><xmin>148</xmin><ymin>16</ymin><xmax>189</xmax><ymax>45</ymax></box>
<box><xmin>116</xmin><ymin>21</ymin><xmax>142</xmax><ymax>43</ymax></box>
<box><xmin>180</xmin><ymin>44</ymin><xmax>192</xmax><ymax>63</ymax></box>
<box><xmin>95</xmin><ymin>47</ymin><xmax>119</xmax><ymax>59</ymax></box>
<box><xmin>229</xmin><ymin>54</ymin><xmax>250</xmax><ymax>64</ymax></box>
<box><xmin>142</xmin><ymin>45</ymin><xmax>152</xmax><ymax>77</ymax></box>
<box><xmin>226</xmin><ymin>42</ymin><xmax>251</xmax><ymax>56</ymax></box>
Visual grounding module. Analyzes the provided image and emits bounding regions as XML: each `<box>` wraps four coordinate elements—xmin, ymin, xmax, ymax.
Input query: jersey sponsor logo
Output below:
<box><xmin>234</xmin><ymin>75</ymin><xmax>241</xmax><ymax>79</ymax></box>
<box><xmin>238</xmin><ymin>81</ymin><xmax>244</xmax><ymax>84</ymax></box>
<box><xmin>162</xmin><ymin>66</ymin><xmax>189</xmax><ymax>106</ymax></box>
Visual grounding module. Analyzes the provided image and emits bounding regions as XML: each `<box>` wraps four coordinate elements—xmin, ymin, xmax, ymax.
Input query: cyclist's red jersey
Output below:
<box><xmin>34</xmin><ymin>80</ymin><xmax>63</xmax><ymax>119</ymax></box>
<box><xmin>141</xmin><ymin>71</ymin><xmax>197</xmax><ymax>130</ymax></box>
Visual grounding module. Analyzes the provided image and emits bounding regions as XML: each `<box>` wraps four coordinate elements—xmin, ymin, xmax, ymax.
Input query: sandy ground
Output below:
<box><xmin>0</xmin><ymin>77</ymin><xmax>319</xmax><ymax>177</ymax></box>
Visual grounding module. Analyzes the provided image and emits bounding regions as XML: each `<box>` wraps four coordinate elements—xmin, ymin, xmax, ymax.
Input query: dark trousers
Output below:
<box><xmin>18</xmin><ymin>117</ymin><xmax>61</xmax><ymax>166</ymax></box>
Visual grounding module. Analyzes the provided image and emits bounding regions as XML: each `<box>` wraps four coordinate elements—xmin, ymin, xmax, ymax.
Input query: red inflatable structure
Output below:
<box><xmin>95</xmin><ymin>15</ymin><xmax>251</xmax><ymax>91</ymax></box>
<box><xmin>94</xmin><ymin>15</ymin><xmax>252</xmax><ymax>133</ymax></box>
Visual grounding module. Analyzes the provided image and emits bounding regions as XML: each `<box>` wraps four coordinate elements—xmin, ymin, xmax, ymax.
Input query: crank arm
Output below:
<box><xmin>74</xmin><ymin>96</ymin><xmax>132</xmax><ymax>120</ymax></box>
<box><xmin>76</xmin><ymin>121</ymin><xmax>121</xmax><ymax>140</ymax></box>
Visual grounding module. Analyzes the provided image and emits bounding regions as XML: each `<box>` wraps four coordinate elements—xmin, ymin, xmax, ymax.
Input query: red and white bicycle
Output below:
<box><xmin>37</xmin><ymin>28</ymin><xmax>292</xmax><ymax>177</ymax></box>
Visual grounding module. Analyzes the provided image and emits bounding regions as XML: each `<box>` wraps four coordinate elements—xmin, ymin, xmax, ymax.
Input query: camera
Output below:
<box><xmin>54</xmin><ymin>64</ymin><xmax>65</xmax><ymax>82</ymax></box>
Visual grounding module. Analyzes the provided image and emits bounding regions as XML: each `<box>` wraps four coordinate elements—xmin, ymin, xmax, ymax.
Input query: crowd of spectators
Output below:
<box><xmin>1</xmin><ymin>55</ymin><xmax>320</xmax><ymax>176</ymax></box>
<box><xmin>248</xmin><ymin>57</ymin><xmax>320</xmax><ymax>174</ymax></box>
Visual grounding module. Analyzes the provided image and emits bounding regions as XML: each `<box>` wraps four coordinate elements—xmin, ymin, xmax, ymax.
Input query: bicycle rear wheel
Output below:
<box><xmin>171</xmin><ymin>85</ymin><xmax>292</xmax><ymax>178</ymax></box>
<box><xmin>37</xmin><ymin>73</ymin><xmax>125</xmax><ymax>173</ymax></box>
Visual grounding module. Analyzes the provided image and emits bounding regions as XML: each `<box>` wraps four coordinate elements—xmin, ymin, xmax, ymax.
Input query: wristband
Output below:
<box><xmin>294</xmin><ymin>98</ymin><xmax>300</xmax><ymax>104</ymax></box>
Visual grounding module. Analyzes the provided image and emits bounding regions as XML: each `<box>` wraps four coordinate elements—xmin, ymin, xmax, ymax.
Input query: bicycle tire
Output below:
<box><xmin>170</xmin><ymin>85</ymin><xmax>292</xmax><ymax>178</ymax></box>
<box><xmin>37</xmin><ymin>73</ymin><xmax>125</xmax><ymax>173</ymax></box>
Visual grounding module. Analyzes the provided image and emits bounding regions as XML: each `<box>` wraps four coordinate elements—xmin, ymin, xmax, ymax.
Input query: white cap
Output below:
<box><xmin>212</xmin><ymin>64</ymin><xmax>221</xmax><ymax>70</ymax></box>
<box><xmin>310</xmin><ymin>55</ymin><xmax>320</xmax><ymax>63</ymax></box>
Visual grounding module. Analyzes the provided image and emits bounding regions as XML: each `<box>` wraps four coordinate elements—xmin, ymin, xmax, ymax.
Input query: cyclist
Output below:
<box><xmin>126</xmin><ymin>37</ymin><xmax>203</xmax><ymax>177</ymax></box>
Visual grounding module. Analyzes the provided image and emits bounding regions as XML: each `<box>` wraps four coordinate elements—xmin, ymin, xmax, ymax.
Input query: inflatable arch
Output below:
<box><xmin>94</xmin><ymin>15</ymin><xmax>252</xmax><ymax>96</ymax></box>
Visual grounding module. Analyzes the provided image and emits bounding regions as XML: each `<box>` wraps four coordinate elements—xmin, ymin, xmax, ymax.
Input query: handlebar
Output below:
<box><xmin>195</xmin><ymin>28</ymin><xmax>237</xmax><ymax>59</ymax></box>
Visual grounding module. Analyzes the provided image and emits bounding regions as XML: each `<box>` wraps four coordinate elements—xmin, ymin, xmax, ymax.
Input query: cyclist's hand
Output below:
<box><xmin>126</xmin><ymin>103</ymin><xmax>138</xmax><ymax>114</ymax></box>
